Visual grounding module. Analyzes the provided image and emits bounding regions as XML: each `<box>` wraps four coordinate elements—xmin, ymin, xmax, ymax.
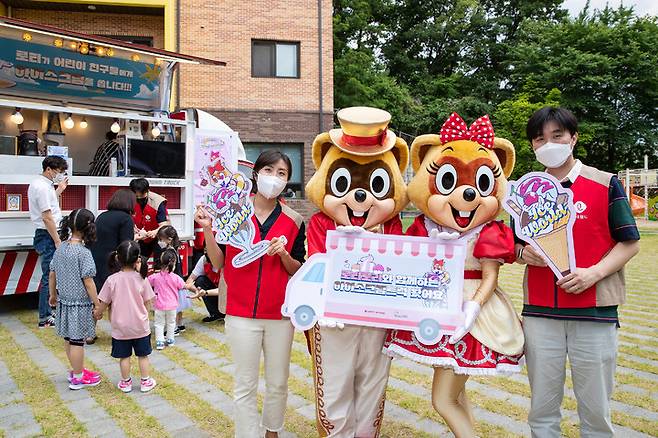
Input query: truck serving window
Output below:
<box><xmin>303</xmin><ymin>262</ymin><xmax>326</xmax><ymax>283</ymax></box>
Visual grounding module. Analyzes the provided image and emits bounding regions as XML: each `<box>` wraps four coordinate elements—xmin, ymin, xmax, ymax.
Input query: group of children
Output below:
<box><xmin>49</xmin><ymin>208</ymin><xmax>203</xmax><ymax>392</ymax></box>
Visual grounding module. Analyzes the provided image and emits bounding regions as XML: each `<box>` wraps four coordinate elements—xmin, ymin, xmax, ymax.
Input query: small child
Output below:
<box><xmin>49</xmin><ymin>208</ymin><xmax>101</xmax><ymax>390</ymax></box>
<box><xmin>148</xmin><ymin>249</ymin><xmax>198</xmax><ymax>350</ymax></box>
<box><xmin>95</xmin><ymin>241</ymin><xmax>156</xmax><ymax>393</ymax></box>
<box><xmin>153</xmin><ymin>225</ymin><xmax>192</xmax><ymax>335</ymax></box>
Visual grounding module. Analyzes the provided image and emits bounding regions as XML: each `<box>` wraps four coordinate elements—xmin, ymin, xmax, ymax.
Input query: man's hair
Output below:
<box><xmin>42</xmin><ymin>155</ymin><xmax>68</xmax><ymax>172</ymax></box>
<box><xmin>129</xmin><ymin>177</ymin><xmax>150</xmax><ymax>193</ymax></box>
<box><xmin>526</xmin><ymin>107</ymin><xmax>578</xmax><ymax>141</ymax></box>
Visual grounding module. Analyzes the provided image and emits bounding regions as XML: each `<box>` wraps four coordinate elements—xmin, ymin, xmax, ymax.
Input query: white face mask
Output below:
<box><xmin>256</xmin><ymin>173</ymin><xmax>287</xmax><ymax>199</ymax></box>
<box><xmin>534</xmin><ymin>141</ymin><xmax>573</xmax><ymax>168</ymax></box>
<box><xmin>157</xmin><ymin>240</ymin><xmax>168</xmax><ymax>249</ymax></box>
<box><xmin>52</xmin><ymin>171</ymin><xmax>66</xmax><ymax>184</ymax></box>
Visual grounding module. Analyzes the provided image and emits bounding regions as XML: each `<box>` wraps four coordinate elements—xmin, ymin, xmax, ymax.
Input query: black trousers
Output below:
<box><xmin>194</xmin><ymin>275</ymin><xmax>224</xmax><ymax>317</ymax></box>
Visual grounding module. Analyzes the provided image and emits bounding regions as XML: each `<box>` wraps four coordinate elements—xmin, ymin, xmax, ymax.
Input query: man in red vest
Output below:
<box><xmin>129</xmin><ymin>178</ymin><xmax>170</xmax><ymax>257</ymax></box>
<box><xmin>515</xmin><ymin>107</ymin><xmax>640</xmax><ymax>437</ymax></box>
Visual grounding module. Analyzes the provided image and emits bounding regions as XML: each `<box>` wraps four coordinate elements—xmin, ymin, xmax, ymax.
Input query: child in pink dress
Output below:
<box><xmin>148</xmin><ymin>249</ymin><xmax>199</xmax><ymax>350</ymax></box>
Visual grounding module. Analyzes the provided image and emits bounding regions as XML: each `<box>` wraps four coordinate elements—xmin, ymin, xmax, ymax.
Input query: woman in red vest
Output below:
<box><xmin>195</xmin><ymin>150</ymin><xmax>306</xmax><ymax>438</ymax></box>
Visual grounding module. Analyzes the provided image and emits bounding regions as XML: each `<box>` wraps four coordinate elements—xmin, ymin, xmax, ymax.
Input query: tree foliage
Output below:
<box><xmin>333</xmin><ymin>1</ymin><xmax>658</xmax><ymax>173</ymax></box>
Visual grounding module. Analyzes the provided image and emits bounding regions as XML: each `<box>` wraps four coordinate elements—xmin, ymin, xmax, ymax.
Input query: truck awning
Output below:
<box><xmin>0</xmin><ymin>16</ymin><xmax>226</xmax><ymax>66</ymax></box>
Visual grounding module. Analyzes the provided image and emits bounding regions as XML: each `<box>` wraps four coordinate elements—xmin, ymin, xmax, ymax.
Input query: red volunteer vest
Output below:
<box><xmin>203</xmin><ymin>262</ymin><xmax>220</xmax><ymax>285</ymax></box>
<box><xmin>223</xmin><ymin>205</ymin><xmax>302</xmax><ymax>319</ymax></box>
<box><xmin>526</xmin><ymin>171</ymin><xmax>615</xmax><ymax>308</ymax></box>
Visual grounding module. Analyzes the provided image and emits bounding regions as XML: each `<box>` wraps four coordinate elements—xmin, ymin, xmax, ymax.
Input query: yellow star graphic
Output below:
<box><xmin>140</xmin><ymin>64</ymin><xmax>162</xmax><ymax>82</ymax></box>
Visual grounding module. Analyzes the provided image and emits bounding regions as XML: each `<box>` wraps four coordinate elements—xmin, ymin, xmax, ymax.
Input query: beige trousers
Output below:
<box><xmin>225</xmin><ymin>315</ymin><xmax>295</xmax><ymax>438</ymax></box>
<box><xmin>309</xmin><ymin>325</ymin><xmax>392</xmax><ymax>438</ymax></box>
<box><xmin>524</xmin><ymin>316</ymin><xmax>617</xmax><ymax>438</ymax></box>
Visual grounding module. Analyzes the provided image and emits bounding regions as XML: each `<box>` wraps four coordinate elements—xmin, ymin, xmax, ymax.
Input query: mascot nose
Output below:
<box><xmin>354</xmin><ymin>189</ymin><xmax>367</xmax><ymax>203</ymax></box>
<box><xmin>463</xmin><ymin>188</ymin><xmax>477</xmax><ymax>202</ymax></box>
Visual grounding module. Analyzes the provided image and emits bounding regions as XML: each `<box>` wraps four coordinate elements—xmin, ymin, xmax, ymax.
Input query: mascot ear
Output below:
<box><xmin>492</xmin><ymin>137</ymin><xmax>516</xmax><ymax>178</ymax></box>
<box><xmin>311</xmin><ymin>133</ymin><xmax>334</xmax><ymax>170</ymax></box>
<box><xmin>410</xmin><ymin>134</ymin><xmax>442</xmax><ymax>173</ymax></box>
<box><xmin>391</xmin><ymin>138</ymin><xmax>409</xmax><ymax>174</ymax></box>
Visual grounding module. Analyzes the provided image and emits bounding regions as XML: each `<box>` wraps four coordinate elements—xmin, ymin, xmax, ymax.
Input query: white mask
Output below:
<box><xmin>52</xmin><ymin>171</ymin><xmax>66</xmax><ymax>184</ymax></box>
<box><xmin>157</xmin><ymin>240</ymin><xmax>168</xmax><ymax>249</ymax></box>
<box><xmin>534</xmin><ymin>142</ymin><xmax>573</xmax><ymax>168</ymax></box>
<box><xmin>256</xmin><ymin>174</ymin><xmax>287</xmax><ymax>199</ymax></box>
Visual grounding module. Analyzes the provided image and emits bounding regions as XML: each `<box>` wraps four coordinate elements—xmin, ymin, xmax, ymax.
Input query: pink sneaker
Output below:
<box><xmin>117</xmin><ymin>378</ymin><xmax>133</xmax><ymax>393</ymax></box>
<box><xmin>69</xmin><ymin>373</ymin><xmax>101</xmax><ymax>390</ymax></box>
<box><xmin>140</xmin><ymin>377</ymin><xmax>156</xmax><ymax>393</ymax></box>
<box><xmin>68</xmin><ymin>369</ymin><xmax>101</xmax><ymax>383</ymax></box>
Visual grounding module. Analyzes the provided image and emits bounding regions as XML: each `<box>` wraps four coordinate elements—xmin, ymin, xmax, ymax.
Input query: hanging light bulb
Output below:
<box><xmin>10</xmin><ymin>108</ymin><xmax>24</xmax><ymax>125</ymax></box>
<box><xmin>110</xmin><ymin>119</ymin><xmax>121</xmax><ymax>133</ymax></box>
<box><xmin>151</xmin><ymin>123</ymin><xmax>161</xmax><ymax>138</ymax></box>
<box><xmin>80</xmin><ymin>117</ymin><xmax>88</xmax><ymax>129</ymax></box>
<box><xmin>63</xmin><ymin>114</ymin><xmax>75</xmax><ymax>129</ymax></box>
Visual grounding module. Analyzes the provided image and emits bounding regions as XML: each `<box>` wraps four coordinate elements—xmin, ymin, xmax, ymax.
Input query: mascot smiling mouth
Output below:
<box><xmin>451</xmin><ymin>204</ymin><xmax>478</xmax><ymax>228</ymax></box>
<box><xmin>347</xmin><ymin>206</ymin><xmax>369</xmax><ymax>227</ymax></box>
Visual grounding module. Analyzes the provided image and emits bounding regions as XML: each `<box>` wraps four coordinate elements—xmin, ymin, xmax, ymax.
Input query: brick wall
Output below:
<box><xmin>177</xmin><ymin>0</ymin><xmax>333</xmax><ymax>114</ymax></box>
<box><xmin>12</xmin><ymin>9</ymin><xmax>165</xmax><ymax>48</ymax></box>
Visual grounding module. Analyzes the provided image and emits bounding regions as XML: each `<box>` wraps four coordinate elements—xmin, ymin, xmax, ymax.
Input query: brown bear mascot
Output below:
<box><xmin>306</xmin><ymin>106</ymin><xmax>409</xmax><ymax>437</ymax></box>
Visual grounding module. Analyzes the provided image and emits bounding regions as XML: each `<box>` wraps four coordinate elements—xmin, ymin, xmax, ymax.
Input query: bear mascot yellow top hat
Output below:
<box><xmin>305</xmin><ymin>106</ymin><xmax>409</xmax><ymax>437</ymax></box>
<box><xmin>383</xmin><ymin>112</ymin><xmax>525</xmax><ymax>437</ymax></box>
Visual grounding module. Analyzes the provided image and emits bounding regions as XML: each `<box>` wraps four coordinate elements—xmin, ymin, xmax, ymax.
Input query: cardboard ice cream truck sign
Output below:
<box><xmin>282</xmin><ymin>231</ymin><xmax>467</xmax><ymax>344</ymax></box>
<box><xmin>504</xmin><ymin>172</ymin><xmax>576</xmax><ymax>279</ymax></box>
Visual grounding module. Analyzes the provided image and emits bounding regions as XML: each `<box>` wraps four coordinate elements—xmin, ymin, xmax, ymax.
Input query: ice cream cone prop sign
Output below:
<box><xmin>504</xmin><ymin>172</ymin><xmax>576</xmax><ymax>278</ymax></box>
<box><xmin>197</xmin><ymin>158</ymin><xmax>274</xmax><ymax>268</ymax></box>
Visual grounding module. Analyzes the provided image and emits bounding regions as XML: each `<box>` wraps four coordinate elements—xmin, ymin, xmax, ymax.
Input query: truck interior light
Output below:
<box><xmin>80</xmin><ymin>117</ymin><xmax>88</xmax><ymax>129</ymax></box>
<box><xmin>151</xmin><ymin>123</ymin><xmax>161</xmax><ymax>138</ymax></box>
<box><xmin>79</xmin><ymin>44</ymin><xmax>89</xmax><ymax>55</ymax></box>
<box><xmin>63</xmin><ymin>114</ymin><xmax>75</xmax><ymax>129</ymax></box>
<box><xmin>54</xmin><ymin>38</ymin><xmax>63</xmax><ymax>48</ymax></box>
<box><xmin>110</xmin><ymin>119</ymin><xmax>121</xmax><ymax>133</ymax></box>
<box><xmin>22</xmin><ymin>32</ymin><xmax>32</xmax><ymax>42</ymax></box>
<box><xmin>10</xmin><ymin>108</ymin><xmax>24</xmax><ymax>125</ymax></box>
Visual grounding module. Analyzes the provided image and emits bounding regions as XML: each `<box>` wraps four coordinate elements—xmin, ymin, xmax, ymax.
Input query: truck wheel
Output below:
<box><xmin>418</xmin><ymin>319</ymin><xmax>441</xmax><ymax>344</ymax></box>
<box><xmin>293</xmin><ymin>305</ymin><xmax>316</xmax><ymax>330</ymax></box>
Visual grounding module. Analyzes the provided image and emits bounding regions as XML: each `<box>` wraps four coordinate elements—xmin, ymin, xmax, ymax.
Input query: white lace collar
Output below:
<box><xmin>423</xmin><ymin>216</ymin><xmax>485</xmax><ymax>242</ymax></box>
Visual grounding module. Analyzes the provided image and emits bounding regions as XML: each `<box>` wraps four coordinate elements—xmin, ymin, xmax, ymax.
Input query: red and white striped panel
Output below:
<box><xmin>0</xmin><ymin>250</ymin><xmax>42</xmax><ymax>296</ymax></box>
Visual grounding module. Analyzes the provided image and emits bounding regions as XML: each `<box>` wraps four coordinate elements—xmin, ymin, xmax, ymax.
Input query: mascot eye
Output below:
<box><xmin>434</xmin><ymin>164</ymin><xmax>458</xmax><ymax>195</ymax></box>
<box><xmin>476</xmin><ymin>166</ymin><xmax>495</xmax><ymax>197</ymax></box>
<box><xmin>369</xmin><ymin>168</ymin><xmax>391</xmax><ymax>199</ymax></box>
<box><xmin>330</xmin><ymin>167</ymin><xmax>351</xmax><ymax>197</ymax></box>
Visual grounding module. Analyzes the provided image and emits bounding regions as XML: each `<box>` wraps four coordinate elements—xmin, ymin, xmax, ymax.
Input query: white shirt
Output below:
<box><xmin>28</xmin><ymin>174</ymin><xmax>62</xmax><ymax>229</ymax></box>
<box><xmin>191</xmin><ymin>255</ymin><xmax>219</xmax><ymax>277</ymax></box>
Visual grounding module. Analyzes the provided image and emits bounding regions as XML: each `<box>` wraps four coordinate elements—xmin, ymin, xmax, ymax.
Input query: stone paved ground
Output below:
<box><xmin>0</xmin><ymin>234</ymin><xmax>656</xmax><ymax>437</ymax></box>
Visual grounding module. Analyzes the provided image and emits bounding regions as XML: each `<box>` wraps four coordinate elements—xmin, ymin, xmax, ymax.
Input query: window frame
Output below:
<box><xmin>251</xmin><ymin>39</ymin><xmax>300</xmax><ymax>79</ymax></box>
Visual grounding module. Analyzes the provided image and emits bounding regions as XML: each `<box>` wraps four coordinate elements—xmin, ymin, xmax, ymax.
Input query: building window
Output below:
<box><xmin>244</xmin><ymin>143</ymin><xmax>304</xmax><ymax>198</ymax></box>
<box><xmin>251</xmin><ymin>40</ymin><xmax>300</xmax><ymax>78</ymax></box>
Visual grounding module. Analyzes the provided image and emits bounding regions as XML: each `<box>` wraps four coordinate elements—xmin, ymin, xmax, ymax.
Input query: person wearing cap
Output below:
<box><xmin>305</xmin><ymin>106</ymin><xmax>410</xmax><ymax>437</ymax></box>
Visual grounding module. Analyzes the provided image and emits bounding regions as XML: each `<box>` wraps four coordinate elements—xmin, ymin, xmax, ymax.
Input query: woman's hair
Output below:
<box><xmin>108</xmin><ymin>240</ymin><xmax>147</xmax><ymax>278</ymax></box>
<box><xmin>106</xmin><ymin>189</ymin><xmax>136</xmax><ymax>214</ymax></box>
<box><xmin>159</xmin><ymin>248</ymin><xmax>178</xmax><ymax>273</ymax></box>
<box><xmin>59</xmin><ymin>208</ymin><xmax>96</xmax><ymax>245</ymax></box>
<box><xmin>251</xmin><ymin>150</ymin><xmax>292</xmax><ymax>194</ymax></box>
<box><xmin>157</xmin><ymin>225</ymin><xmax>180</xmax><ymax>249</ymax></box>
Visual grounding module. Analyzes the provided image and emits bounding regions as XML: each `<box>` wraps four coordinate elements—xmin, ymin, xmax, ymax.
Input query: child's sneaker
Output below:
<box><xmin>156</xmin><ymin>341</ymin><xmax>165</xmax><ymax>350</ymax></box>
<box><xmin>117</xmin><ymin>378</ymin><xmax>132</xmax><ymax>393</ymax></box>
<box><xmin>165</xmin><ymin>338</ymin><xmax>175</xmax><ymax>347</ymax></box>
<box><xmin>69</xmin><ymin>373</ymin><xmax>101</xmax><ymax>390</ymax></box>
<box><xmin>174</xmin><ymin>325</ymin><xmax>185</xmax><ymax>336</ymax></box>
<box><xmin>140</xmin><ymin>377</ymin><xmax>156</xmax><ymax>393</ymax></box>
<box><xmin>67</xmin><ymin>368</ymin><xmax>101</xmax><ymax>383</ymax></box>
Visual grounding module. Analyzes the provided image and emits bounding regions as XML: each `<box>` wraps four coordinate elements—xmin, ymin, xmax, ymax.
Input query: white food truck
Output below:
<box><xmin>0</xmin><ymin>17</ymin><xmax>243</xmax><ymax>296</ymax></box>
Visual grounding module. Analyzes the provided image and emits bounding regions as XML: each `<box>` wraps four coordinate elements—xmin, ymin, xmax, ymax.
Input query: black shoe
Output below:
<box><xmin>202</xmin><ymin>314</ymin><xmax>224</xmax><ymax>323</ymax></box>
<box><xmin>174</xmin><ymin>325</ymin><xmax>185</xmax><ymax>336</ymax></box>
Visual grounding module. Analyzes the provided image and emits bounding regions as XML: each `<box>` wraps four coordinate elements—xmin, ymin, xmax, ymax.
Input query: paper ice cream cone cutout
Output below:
<box><xmin>534</xmin><ymin>226</ymin><xmax>571</xmax><ymax>276</ymax></box>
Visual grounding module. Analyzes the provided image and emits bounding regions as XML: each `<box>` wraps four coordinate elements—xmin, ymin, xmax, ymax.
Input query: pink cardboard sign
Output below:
<box><xmin>282</xmin><ymin>231</ymin><xmax>466</xmax><ymax>344</ymax></box>
<box><xmin>504</xmin><ymin>172</ymin><xmax>576</xmax><ymax>278</ymax></box>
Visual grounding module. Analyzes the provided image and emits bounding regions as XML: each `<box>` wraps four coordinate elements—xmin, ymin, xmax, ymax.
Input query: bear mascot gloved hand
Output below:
<box><xmin>383</xmin><ymin>113</ymin><xmax>525</xmax><ymax>437</ymax></box>
<box><xmin>305</xmin><ymin>106</ymin><xmax>409</xmax><ymax>438</ymax></box>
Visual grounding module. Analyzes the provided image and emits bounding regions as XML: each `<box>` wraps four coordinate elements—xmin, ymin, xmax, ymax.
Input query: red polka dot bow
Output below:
<box><xmin>439</xmin><ymin>113</ymin><xmax>495</xmax><ymax>149</ymax></box>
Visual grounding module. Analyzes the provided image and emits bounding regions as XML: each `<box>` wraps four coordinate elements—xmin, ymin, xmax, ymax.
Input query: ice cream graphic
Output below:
<box><xmin>504</xmin><ymin>172</ymin><xmax>576</xmax><ymax>278</ymax></box>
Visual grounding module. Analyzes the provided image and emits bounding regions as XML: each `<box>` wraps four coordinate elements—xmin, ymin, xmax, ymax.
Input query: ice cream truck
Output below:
<box><xmin>282</xmin><ymin>230</ymin><xmax>467</xmax><ymax>344</ymax></box>
<box><xmin>0</xmin><ymin>17</ymin><xmax>243</xmax><ymax>296</ymax></box>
